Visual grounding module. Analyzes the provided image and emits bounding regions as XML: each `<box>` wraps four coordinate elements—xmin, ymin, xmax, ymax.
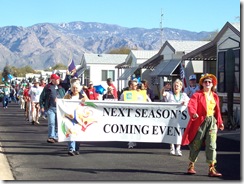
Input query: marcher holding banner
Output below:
<box><xmin>120</xmin><ymin>79</ymin><xmax>151</xmax><ymax>148</ymax></box>
<box><xmin>103</xmin><ymin>86</ymin><xmax>116</xmax><ymax>101</ymax></box>
<box><xmin>63</xmin><ymin>81</ymin><xmax>87</xmax><ymax>156</ymax></box>
<box><xmin>67</xmin><ymin>78</ymin><xmax>89</xmax><ymax>100</ymax></box>
<box><xmin>141</xmin><ymin>79</ymin><xmax>155</xmax><ymax>101</ymax></box>
<box><xmin>161</xmin><ymin>82</ymin><xmax>171</xmax><ymax>102</ymax></box>
<box><xmin>162</xmin><ymin>79</ymin><xmax>189</xmax><ymax>156</ymax></box>
<box><xmin>181</xmin><ymin>73</ymin><xmax>224</xmax><ymax>177</ymax></box>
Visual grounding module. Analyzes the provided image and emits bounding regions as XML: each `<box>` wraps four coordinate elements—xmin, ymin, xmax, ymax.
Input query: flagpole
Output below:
<box><xmin>180</xmin><ymin>62</ymin><xmax>187</xmax><ymax>92</ymax></box>
<box><xmin>68</xmin><ymin>51</ymin><xmax>73</xmax><ymax>64</ymax></box>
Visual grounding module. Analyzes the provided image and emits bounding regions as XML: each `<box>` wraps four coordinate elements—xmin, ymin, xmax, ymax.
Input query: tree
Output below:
<box><xmin>47</xmin><ymin>63</ymin><xmax>67</xmax><ymax>71</ymax></box>
<box><xmin>107</xmin><ymin>47</ymin><xmax>131</xmax><ymax>54</ymax></box>
<box><xmin>0</xmin><ymin>65</ymin><xmax>38</xmax><ymax>84</ymax></box>
<box><xmin>2</xmin><ymin>65</ymin><xmax>12</xmax><ymax>82</ymax></box>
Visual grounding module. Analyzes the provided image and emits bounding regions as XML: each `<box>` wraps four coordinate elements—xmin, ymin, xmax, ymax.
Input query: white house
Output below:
<box><xmin>80</xmin><ymin>53</ymin><xmax>128</xmax><ymax>90</ymax></box>
<box><xmin>182</xmin><ymin>21</ymin><xmax>240</xmax><ymax>126</ymax></box>
<box><xmin>139</xmin><ymin>40</ymin><xmax>209</xmax><ymax>99</ymax></box>
<box><xmin>182</xmin><ymin>22</ymin><xmax>240</xmax><ymax>100</ymax></box>
<box><xmin>116</xmin><ymin>50</ymin><xmax>158</xmax><ymax>91</ymax></box>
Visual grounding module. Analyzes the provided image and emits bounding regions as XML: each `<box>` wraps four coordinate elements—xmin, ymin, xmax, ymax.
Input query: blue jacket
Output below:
<box><xmin>39</xmin><ymin>83</ymin><xmax>66</xmax><ymax>111</ymax></box>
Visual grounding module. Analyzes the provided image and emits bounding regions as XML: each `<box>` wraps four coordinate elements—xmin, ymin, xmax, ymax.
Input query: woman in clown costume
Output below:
<box><xmin>181</xmin><ymin>73</ymin><xmax>224</xmax><ymax>177</ymax></box>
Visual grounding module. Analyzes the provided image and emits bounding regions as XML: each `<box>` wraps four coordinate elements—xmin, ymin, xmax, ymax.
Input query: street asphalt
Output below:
<box><xmin>0</xmin><ymin>102</ymin><xmax>241</xmax><ymax>182</ymax></box>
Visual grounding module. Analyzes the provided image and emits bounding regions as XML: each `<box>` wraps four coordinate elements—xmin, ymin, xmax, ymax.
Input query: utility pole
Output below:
<box><xmin>160</xmin><ymin>9</ymin><xmax>164</xmax><ymax>46</ymax></box>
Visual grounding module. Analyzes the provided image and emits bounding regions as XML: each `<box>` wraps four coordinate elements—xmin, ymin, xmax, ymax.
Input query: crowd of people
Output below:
<box><xmin>0</xmin><ymin>72</ymin><xmax>224</xmax><ymax>177</ymax></box>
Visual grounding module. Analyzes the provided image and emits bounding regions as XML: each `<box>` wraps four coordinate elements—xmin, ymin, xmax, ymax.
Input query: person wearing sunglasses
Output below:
<box><xmin>181</xmin><ymin>73</ymin><xmax>224</xmax><ymax>177</ymax></box>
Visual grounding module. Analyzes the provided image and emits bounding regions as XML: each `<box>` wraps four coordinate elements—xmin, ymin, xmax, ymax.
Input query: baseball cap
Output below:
<box><xmin>189</xmin><ymin>74</ymin><xmax>196</xmax><ymax>80</ymax></box>
<box><xmin>50</xmin><ymin>74</ymin><xmax>60</xmax><ymax>80</ymax></box>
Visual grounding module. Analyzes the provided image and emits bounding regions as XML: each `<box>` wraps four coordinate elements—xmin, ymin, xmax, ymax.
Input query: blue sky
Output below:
<box><xmin>0</xmin><ymin>0</ymin><xmax>240</xmax><ymax>32</ymax></box>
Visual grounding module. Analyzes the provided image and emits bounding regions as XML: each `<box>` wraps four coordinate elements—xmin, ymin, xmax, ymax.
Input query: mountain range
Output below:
<box><xmin>0</xmin><ymin>21</ymin><xmax>213</xmax><ymax>70</ymax></box>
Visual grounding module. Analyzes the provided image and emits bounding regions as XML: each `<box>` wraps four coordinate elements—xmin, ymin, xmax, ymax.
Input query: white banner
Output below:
<box><xmin>57</xmin><ymin>100</ymin><xmax>190</xmax><ymax>144</ymax></box>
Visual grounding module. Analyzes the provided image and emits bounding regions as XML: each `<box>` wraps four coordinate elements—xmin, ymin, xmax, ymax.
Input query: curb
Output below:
<box><xmin>0</xmin><ymin>143</ymin><xmax>14</xmax><ymax>180</ymax></box>
<box><xmin>217</xmin><ymin>128</ymin><xmax>240</xmax><ymax>142</ymax></box>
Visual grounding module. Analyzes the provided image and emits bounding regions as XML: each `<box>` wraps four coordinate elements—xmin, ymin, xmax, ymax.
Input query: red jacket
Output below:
<box><xmin>23</xmin><ymin>88</ymin><xmax>30</xmax><ymax>102</ymax></box>
<box><xmin>85</xmin><ymin>87</ymin><xmax>99</xmax><ymax>100</ymax></box>
<box><xmin>181</xmin><ymin>90</ymin><xmax>223</xmax><ymax>146</ymax></box>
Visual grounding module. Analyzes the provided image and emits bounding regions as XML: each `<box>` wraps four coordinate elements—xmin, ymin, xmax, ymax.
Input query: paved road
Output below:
<box><xmin>0</xmin><ymin>103</ymin><xmax>241</xmax><ymax>181</ymax></box>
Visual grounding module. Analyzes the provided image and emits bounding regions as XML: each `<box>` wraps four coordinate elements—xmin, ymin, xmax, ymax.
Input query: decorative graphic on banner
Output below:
<box><xmin>57</xmin><ymin>100</ymin><xmax>190</xmax><ymax>144</ymax></box>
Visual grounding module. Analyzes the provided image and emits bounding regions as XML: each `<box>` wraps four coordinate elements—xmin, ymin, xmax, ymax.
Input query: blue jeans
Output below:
<box><xmin>11</xmin><ymin>96</ymin><xmax>17</xmax><ymax>103</ymax></box>
<box><xmin>2</xmin><ymin>95</ymin><xmax>9</xmax><ymax>107</ymax></box>
<box><xmin>68</xmin><ymin>141</ymin><xmax>80</xmax><ymax>151</ymax></box>
<box><xmin>47</xmin><ymin>107</ymin><xmax>58</xmax><ymax>139</ymax></box>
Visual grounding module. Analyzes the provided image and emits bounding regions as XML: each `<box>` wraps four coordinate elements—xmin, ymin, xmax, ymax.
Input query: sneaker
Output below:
<box><xmin>74</xmin><ymin>151</ymin><xmax>80</xmax><ymax>155</ymax></box>
<box><xmin>68</xmin><ymin>151</ymin><xmax>75</xmax><ymax>156</ymax></box>
<box><xmin>34</xmin><ymin>121</ymin><xmax>40</xmax><ymax>125</ymax></box>
<box><xmin>42</xmin><ymin>115</ymin><xmax>47</xmax><ymax>120</ymax></box>
<box><xmin>170</xmin><ymin>149</ymin><xmax>175</xmax><ymax>155</ymax></box>
<box><xmin>175</xmin><ymin>150</ymin><xmax>182</xmax><ymax>156</ymax></box>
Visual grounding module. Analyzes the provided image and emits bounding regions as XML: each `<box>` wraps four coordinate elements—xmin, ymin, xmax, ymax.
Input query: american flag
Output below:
<box><xmin>180</xmin><ymin>62</ymin><xmax>187</xmax><ymax>91</ymax></box>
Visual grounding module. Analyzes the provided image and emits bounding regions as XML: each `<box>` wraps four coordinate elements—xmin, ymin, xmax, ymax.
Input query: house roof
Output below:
<box><xmin>138</xmin><ymin>54</ymin><xmax>164</xmax><ymax>69</ymax></box>
<box><xmin>115</xmin><ymin>61</ymin><xmax>130</xmax><ymax>69</ymax></box>
<box><xmin>129</xmin><ymin>50</ymin><xmax>158</xmax><ymax>59</ymax></box>
<box><xmin>161</xmin><ymin>40</ymin><xmax>210</xmax><ymax>54</ymax></box>
<box><xmin>139</xmin><ymin>40</ymin><xmax>208</xmax><ymax>69</ymax></box>
<box><xmin>182</xmin><ymin>21</ymin><xmax>240</xmax><ymax>61</ymax></box>
<box><xmin>231</xmin><ymin>22</ymin><xmax>240</xmax><ymax>32</ymax></box>
<box><xmin>149</xmin><ymin>59</ymin><xmax>181</xmax><ymax>76</ymax></box>
<box><xmin>117</xmin><ymin>67</ymin><xmax>138</xmax><ymax>80</ymax></box>
<box><xmin>82</xmin><ymin>53</ymin><xmax>127</xmax><ymax>64</ymax></box>
<box><xmin>115</xmin><ymin>50</ymin><xmax>158</xmax><ymax>69</ymax></box>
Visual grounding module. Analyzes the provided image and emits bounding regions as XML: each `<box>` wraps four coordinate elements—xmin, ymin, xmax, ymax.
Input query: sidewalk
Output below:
<box><xmin>0</xmin><ymin>142</ymin><xmax>14</xmax><ymax>180</ymax></box>
<box><xmin>217</xmin><ymin>128</ymin><xmax>241</xmax><ymax>142</ymax></box>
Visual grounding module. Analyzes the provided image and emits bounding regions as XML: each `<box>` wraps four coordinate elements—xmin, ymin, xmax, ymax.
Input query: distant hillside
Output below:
<box><xmin>0</xmin><ymin>21</ymin><xmax>213</xmax><ymax>70</ymax></box>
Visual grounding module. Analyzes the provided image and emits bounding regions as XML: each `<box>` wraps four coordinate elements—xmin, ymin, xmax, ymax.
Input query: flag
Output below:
<box><xmin>180</xmin><ymin>62</ymin><xmax>187</xmax><ymax>91</ymax></box>
<box><xmin>68</xmin><ymin>59</ymin><xmax>78</xmax><ymax>78</ymax></box>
